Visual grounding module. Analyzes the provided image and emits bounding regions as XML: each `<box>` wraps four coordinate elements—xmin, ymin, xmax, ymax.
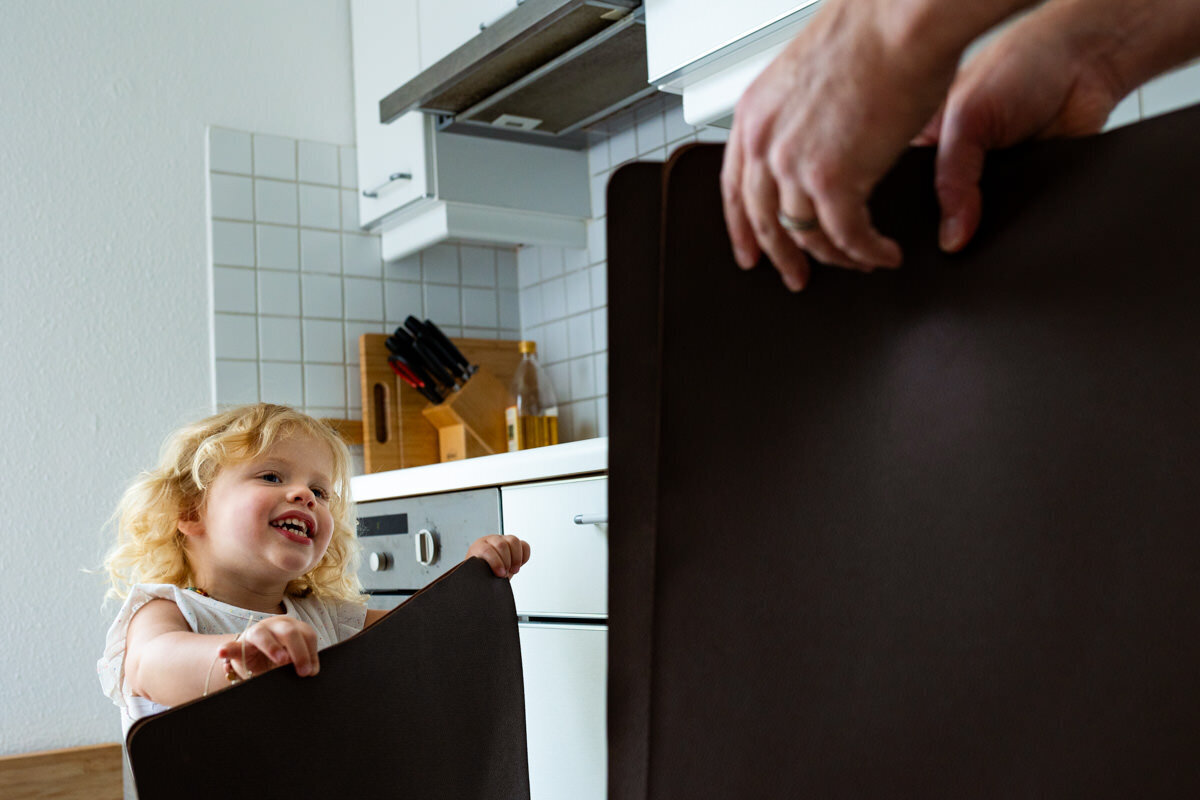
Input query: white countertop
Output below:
<box><xmin>350</xmin><ymin>437</ymin><xmax>608</xmax><ymax>502</ymax></box>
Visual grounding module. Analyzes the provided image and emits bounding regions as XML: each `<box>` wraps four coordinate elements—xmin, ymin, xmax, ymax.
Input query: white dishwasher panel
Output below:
<box><xmin>502</xmin><ymin>476</ymin><xmax>608</xmax><ymax>617</ymax></box>
<box><xmin>519</xmin><ymin>623</ymin><xmax>607</xmax><ymax>800</ymax></box>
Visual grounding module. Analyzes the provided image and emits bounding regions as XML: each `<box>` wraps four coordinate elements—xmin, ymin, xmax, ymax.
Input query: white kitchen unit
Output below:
<box><xmin>505</xmin><ymin>475</ymin><xmax>608</xmax><ymax>800</ymax></box>
<box><xmin>1141</xmin><ymin>60</ymin><xmax>1200</xmax><ymax>118</ymax></box>
<box><xmin>351</xmin><ymin>438</ymin><xmax>608</xmax><ymax>800</ymax></box>
<box><xmin>645</xmin><ymin>0</ymin><xmax>821</xmax><ymax>127</ymax></box>
<box><xmin>350</xmin><ymin>0</ymin><xmax>427</xmax><ymax>226</ymax></box>
<box><xmin>418</xmin><ymin>0</ymin><xmax>521</xmax><ymax>71</ymax></box>
<box><xmin>351</xmin><ymin>0</ymin><xmax>590</xmax><ymax>261</ymax></box>
<box><xmin>648</xmin><ymin>1</ymin><xmax>1200</xmax><ymax>133</ymax></box>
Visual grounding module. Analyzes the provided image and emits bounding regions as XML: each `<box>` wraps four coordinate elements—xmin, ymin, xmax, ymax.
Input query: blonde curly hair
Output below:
<box><xmin>104</xmin><ymin>403</ymin><xmax>364</xmax><ymax>605</ymax></box>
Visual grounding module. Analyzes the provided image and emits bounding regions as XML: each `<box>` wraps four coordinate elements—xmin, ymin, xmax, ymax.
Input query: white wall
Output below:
<box><xmin>0</xmin><ymin>0</ymin><xmax>355</xmax><ymax>754</ymax></box>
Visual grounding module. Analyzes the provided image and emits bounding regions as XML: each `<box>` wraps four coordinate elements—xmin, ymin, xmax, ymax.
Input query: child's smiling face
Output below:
<box><xmin>179</xmin><ymin>433</ymin><xmax>337</xmax><ymax>600</ymax></box>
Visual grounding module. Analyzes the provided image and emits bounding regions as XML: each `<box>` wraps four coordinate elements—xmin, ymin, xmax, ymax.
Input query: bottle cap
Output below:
<box><xmin>518</xmin><ymin>340</ymin><xmax>537</xmax><ymax>354</ymax></box>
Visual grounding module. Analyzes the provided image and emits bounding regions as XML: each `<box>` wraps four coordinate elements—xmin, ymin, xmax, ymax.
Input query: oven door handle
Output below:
<box><xmin>573</xmin><ymin>514</ymin><xmax>607</xmax><ymax>525</ymax></box>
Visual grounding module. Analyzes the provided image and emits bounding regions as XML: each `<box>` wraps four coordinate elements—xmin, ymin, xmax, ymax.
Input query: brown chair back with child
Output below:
<box><xmin>607</xmin><ymin>105</ymin><xmax>1200</xmax><ymax>798</ymax></box>
<box><xmin>127</xmin><ymin>558</ymin><xmax>529</xmax><ymax>799</ymax></box>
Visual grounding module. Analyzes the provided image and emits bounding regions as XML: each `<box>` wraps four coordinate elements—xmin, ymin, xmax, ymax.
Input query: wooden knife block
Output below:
<box><xmin>422</xmin><ymin>366</ymin><xmax>512</xmax><ymax>462</ymax></box>
<box><xmin>358</xmin><ymin>334</ymin><xmax>523</xmax><ymax>473</ymax></box>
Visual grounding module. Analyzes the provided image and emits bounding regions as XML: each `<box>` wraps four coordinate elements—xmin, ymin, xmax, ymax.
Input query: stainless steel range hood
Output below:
<box><xmin>379</xmin><ymin>0</ymin><xmax>655</xmax><ymax>149</ymax></box>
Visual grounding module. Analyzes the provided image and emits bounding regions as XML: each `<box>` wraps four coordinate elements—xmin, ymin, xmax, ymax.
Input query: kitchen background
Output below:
<box><xmin>206</xmin><ymin>95</ymin><xmax>726</xmax><ymax>465</ymax></box>
<box><xmin>3</xmin><ymin>0</ymin><xmax>1199</xmax><ymax>764</ymax></box>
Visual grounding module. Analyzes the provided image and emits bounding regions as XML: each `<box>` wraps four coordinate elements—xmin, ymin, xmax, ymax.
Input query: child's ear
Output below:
<box><xmin>177</xmin><ymin>507</ymin><xmax>204</xmax><ymax>537</ymax></box>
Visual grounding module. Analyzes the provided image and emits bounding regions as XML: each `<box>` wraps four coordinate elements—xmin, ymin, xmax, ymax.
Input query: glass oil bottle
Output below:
<box><xmin>506</xmin><ymin>341</ymin><xmax>559</xmax><ymax>451</ymax></box>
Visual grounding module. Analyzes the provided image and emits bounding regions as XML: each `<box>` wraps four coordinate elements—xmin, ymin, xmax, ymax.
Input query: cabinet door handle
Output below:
<box><xmin>573</xmin><ymin>514</ymin><xmax>607</xmax><ymax>525</ymax></box>
<box><xmin>362</xmin><ymin>171</ymin><xmax>413</xmax><ymax>198</ymax></box>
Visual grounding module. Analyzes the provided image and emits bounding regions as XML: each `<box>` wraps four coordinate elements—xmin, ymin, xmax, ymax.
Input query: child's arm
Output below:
<box><xmin>124</xmin><ymin>599</ymin><xmax>320</xmax><ymax>707</ymax></box>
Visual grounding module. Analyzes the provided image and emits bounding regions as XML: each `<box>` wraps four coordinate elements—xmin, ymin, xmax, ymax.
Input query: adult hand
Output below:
<box><xmin>218</xmin><ymin>616</ymin><xmax>321</xmax><ymax>678</ymax></box>
<box><xmin>721</xmin><ymin>0</ymin><xmax>965</xmax><ymax>290</ymax></box>
<box><xmin>467</xmin><ymin>534</ymin><xmax>531</xmax><ymax>578</ymax></box>
<box><xmin>913</xmin><ymin>6</ymin><xmax>1125</xmax><ymax>253</ymax></box>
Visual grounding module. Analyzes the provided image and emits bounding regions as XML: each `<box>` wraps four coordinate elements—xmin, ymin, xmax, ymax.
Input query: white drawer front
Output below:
<box><xmin>502</xmin><ymin>476</ymin><xmax>607</xmax><ymax>617</ymax></box>
<box><xmin>519</xmin><ymin>623</ymin><xmax>607</xmax><ymax>800</ymax></box>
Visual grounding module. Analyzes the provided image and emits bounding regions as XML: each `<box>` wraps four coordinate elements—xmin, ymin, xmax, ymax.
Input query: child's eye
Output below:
<box><xmin>312</xmin><ymin>486</ymin><xmax>330</xmax><ymax>501</ymax></box>
<box><xmin>259</xmin><ymin>472</ymin><xmax>282</xmax><ymax>483</ymax></box>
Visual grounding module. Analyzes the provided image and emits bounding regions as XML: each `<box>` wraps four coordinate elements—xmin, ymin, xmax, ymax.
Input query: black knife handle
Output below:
<box><xmin>402</xmin><ymin>317</ymin><xmax>468</xmax><ymax>382</ymax></box>
<box><xmin>422</xmin><ymin>318</ymin><xmax>474</xmax><ymax>373</ymax></box>
<box><xmin>417</xmin><ymin>331</ymin><xmax>467</xmax><ymax>382</ymax></box>
<box><xmin>415</xmin><ymin>383</ymin><xmax>443</xmax><ymax>405</ymax></box>
<box><xmin>387</xmin><ymin>353</ymin><xmax>443</xmax><ymax>402</ymax></box>
<box><xmin>387</xmin><ymin>329</ymin><xmax>455</xmax><ymax>390</ymax></box>
<box><xmin>410</xmin><ymin>338</ymin><xmax>458</xmax><ymax>389</ymax></box>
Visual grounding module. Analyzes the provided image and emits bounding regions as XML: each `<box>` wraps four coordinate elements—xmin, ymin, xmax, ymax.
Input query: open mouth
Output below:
<box><xmin>270</xmin><ymin>516</ymin><xmax>314</xmax><ymax>542</ymax></box>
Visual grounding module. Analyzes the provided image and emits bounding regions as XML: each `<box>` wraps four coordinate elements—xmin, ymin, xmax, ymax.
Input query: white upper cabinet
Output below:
<box><xmin>644</xmin><ymin>0</ymin><xmax>822</xmax><ymax>127</ymax></box>
<box><xmin>418</xmin><ymin>0</ymin><xmax>521</xmax><ymax>71</ymax></box>
<box><xmin>1141</xmin><ymin>60</ymin><xmax>1200</xmax><ymax>119</ymax></box>
<box><xmin>351</xmin><ymin>0</ymin><xmax>429</xmax><ymax>226</ymax></box>
<box><xmin>350</xmin><ymin>0</ymin><xmax>590</xmax><ymax>261</ymax></box>
<box><xmin>645</xmin><ymin>0</ymin><xmax>815</xmax><ymax>84</ymax></box>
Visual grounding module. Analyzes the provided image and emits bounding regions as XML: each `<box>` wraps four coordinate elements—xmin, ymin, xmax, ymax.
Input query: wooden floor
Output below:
<box><xmin>0</xmin><ymin>743</ymin><xmax>123</xmax><ymax>799</ymax></box>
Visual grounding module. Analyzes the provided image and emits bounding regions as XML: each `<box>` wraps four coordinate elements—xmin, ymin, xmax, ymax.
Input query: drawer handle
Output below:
<box><xmin>362</xmin><ymin>171</ymin><xmax>413</xmax><ymax>198</ymax></box>
<box><xmin>573</xmin><ymin>514</ymin><xmax>607</xmax><ymax>525</ymax></box>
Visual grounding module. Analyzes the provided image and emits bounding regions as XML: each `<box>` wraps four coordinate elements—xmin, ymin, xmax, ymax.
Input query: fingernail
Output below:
<box><xmin>783</xmin><ymin>273</ymin><xmax>805</xmax><ymax>292</ymax></box>
<box><xmin>734</xmin><ymin>248</ymin><xmax>753</xmax><ymax>268</ymax></box>
<box><xmin>498</xmin><ymin>567</ymin><xmax>508</xmax><ymax>577</ymax></box>
<box><xmin>940</xmin><ymin>216</ymin><xmax>964</xmax><ymax>252</ymax></box>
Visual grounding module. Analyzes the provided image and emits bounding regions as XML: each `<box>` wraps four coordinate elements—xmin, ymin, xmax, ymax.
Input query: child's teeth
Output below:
<box><xmin>274</xmin><ymin>518</ymin><xmax>310</xmax><ymax>537</ymax></box>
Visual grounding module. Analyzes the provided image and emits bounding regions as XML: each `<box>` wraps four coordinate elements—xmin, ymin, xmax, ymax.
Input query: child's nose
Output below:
<box><xmin>288</xmin><ymin>485</ymin><xmax>315</xmax><ymax>505</ymax></box>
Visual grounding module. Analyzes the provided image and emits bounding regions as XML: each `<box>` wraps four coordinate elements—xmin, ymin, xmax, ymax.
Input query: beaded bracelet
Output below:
<box><xmin>202</xmin><ymin>630</ymin><xmax>251</xmax><ymax>696</ymax></box>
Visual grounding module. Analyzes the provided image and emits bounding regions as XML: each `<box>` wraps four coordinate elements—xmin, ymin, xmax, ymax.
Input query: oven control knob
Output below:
<box><xmin>368</xmin><ymin>551</ymin><xmax>393</xmax><ymax>572</ymax></box>
<box><xmin>415</xmin><ymin>528</ymin><xmax>438</xmax><ymax>566</ymax></box>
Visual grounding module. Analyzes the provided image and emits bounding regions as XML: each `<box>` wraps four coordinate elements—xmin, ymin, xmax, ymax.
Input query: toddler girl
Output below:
<box><xmin>98</xmin><ymin>403</ymin><xmax>530</xmax><ymax>734</ymax></box>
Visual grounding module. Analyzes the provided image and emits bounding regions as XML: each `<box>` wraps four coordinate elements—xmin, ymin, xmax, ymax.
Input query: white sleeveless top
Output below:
<box><xmin>98</xmin><ymin>584</ymin><xmax>367</xmax><ymax>735</ymax></box>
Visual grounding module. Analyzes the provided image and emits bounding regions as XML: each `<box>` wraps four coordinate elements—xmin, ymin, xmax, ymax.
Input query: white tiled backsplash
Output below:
<box><xmin>516</xmin><ymin>94</ymin><xmax>727</xmax><ymax>440</ymax></box>
<box><xmin>206</xmin><ymin>94</ymin><xmax>725</xmax><ymax>443</ymax></box>
<box><xmin>206</xmin><ymin>127</ymin><xmax>520</xmax><ymax>423</ymax></box>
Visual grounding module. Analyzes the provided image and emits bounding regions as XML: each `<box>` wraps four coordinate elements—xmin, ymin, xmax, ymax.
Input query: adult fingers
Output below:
<box><xmin>742</xmin><ymin>153</ymin><xmax>811</xmax><ymax>292</ymax></box>
<box><xmin>720</xmin><ymin>128</ymin><xmax>761</xmax><ymax>269</ymax></box>
<box><xmin>809</xmin><ymin>176</ymin><xmax>902</xmax><ymax>269</ymax></box>
<box><xmin>911</xmin><ymin>103</ymin><xmax>946</xmax><ymax>147</ymax></box>
<box><xmin>775</xmin><ymin>176</ymin><xmax>867</xmax><ymax>272</ymax></box>
<box><xmin>932</xmin><ymin>103</ymin><xmax>989</xmax><ymax>253</ymax></box>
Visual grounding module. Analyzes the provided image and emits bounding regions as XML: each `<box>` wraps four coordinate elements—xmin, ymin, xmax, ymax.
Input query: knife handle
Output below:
<box><xmin>387</xmin><ymin>329</ymin><xmax>451</xmax><ymax>387</ymax></box>
<box><xmin>422</xmin><ymin>318</ymin><xmax>474</xmax><ymax>373</ymax></box>
<box><xmin>417</xmin><ymin>331</ymin><xmax>467</xmax><ymax>382</ymax></box>
<box><xmin>410</xmin><ymin>338</ymin><xmax>458</xmax><ymax>389</ymax></box>
<box><xmin>389</xmin><ymin>356</ymin><xmax>443</xmax><ymax>404</ymax></box>
<box><xmin>403</xmin><ymin>317</ymin><xmax>462</xmax><ymax>379</ymax></box>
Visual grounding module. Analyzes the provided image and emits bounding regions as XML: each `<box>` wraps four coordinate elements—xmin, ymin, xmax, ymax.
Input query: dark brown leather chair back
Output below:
<box><xmin>128</xmin><ymin>558</ymin><xmax>530</xmax><ymax>800</ymax></box>
<box><xmin>608</xmin><ymin>106</ymin><xmax>1200</xmax><ymax>799</ymax></box>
